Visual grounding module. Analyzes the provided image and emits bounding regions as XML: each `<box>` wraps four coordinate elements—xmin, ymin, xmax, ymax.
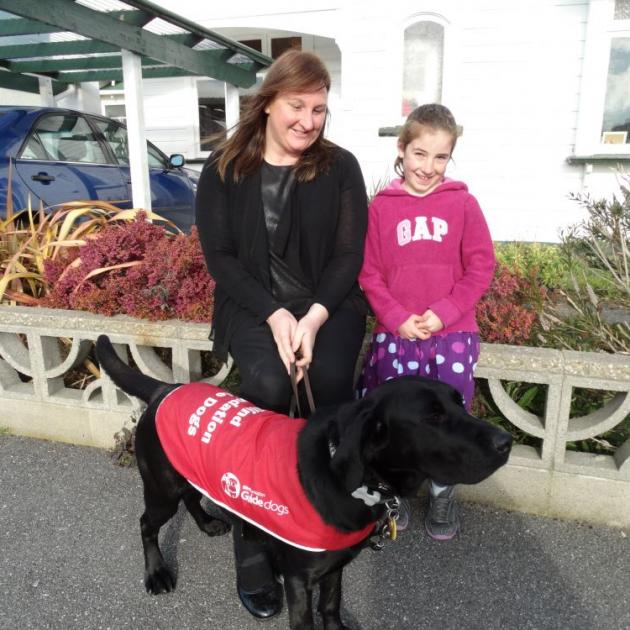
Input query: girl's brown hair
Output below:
<box><xmin>213</xmin><ymin>49</ymin><xmax>335</xmax><ymax>182</ymax></box>
<box><xmin>394</xmin><ymin>103</ymin><xmax>458</xmax><ymax>178</ymax></box>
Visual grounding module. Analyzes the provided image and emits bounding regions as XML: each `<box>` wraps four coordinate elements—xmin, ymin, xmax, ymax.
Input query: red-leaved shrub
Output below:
<box><xmin>44</xmin><ymin>216</ymin><xmax>215</xmax><ymax>322</ymax></box>
<box><xmin>476</xmin><ymin>263</ymin><xmax>547</xmax><ymax>345</ymax></box>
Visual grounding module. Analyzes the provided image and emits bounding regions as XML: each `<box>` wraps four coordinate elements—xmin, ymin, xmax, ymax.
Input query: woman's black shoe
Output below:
<box><xmin>237</xmin><ymin>581</ymin><xmax>283</xmax><ymax>619</ymax></box>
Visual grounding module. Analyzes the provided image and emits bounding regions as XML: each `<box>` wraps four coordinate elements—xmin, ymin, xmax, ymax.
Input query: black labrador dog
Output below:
<box><xmin>95</xmin><ymin>334</ymin><xmax>511</xmax><ymax>630</ymax></box>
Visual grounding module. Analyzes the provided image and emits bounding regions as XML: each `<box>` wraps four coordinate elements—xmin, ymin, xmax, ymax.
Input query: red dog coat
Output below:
<box><xmin>155</xmin><ymin>382</ymin><xmax>375</xmax><ymax>552</ymax></box>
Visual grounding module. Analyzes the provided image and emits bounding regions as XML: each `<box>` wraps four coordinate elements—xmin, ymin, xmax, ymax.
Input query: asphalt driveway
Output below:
<box><xmin>1</xmin><ymin>434</ymin><xmax>628</xmax><ymax>630</ymax></box>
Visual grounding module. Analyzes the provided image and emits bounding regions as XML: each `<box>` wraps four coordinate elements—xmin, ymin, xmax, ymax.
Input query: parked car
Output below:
<box><xmin>0</xmin><ymin>106</ymin><xmax>200</xmax><ymax>231</ymax></box>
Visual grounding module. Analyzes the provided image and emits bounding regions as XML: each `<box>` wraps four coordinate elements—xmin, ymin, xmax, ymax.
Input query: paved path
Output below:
<box><xmin>1</xmin><ymin>434</ymin><xmax>628</xmax><ymax>630</ymax></box>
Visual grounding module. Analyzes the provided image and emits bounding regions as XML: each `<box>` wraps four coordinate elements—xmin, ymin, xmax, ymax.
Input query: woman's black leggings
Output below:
<box><xmin>230</xmin><ymin>308</ymin><xmax>366</xmax><ymax>413</ymax></box>
<box><xmin>227</xmin><ymin>308</ymin><xmax>365</xmax><ymax>589</ymax></box>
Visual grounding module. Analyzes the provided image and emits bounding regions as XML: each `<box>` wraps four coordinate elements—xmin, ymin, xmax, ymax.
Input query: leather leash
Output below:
<box><xmin>289</xmin><ymin>361</ymin><xmax>316</xmax><ymax>418</ymax></box>
<box><xmin>289</xmin><ymin>361</ymin><xmax>400</xmax><ymax>548</ymax></box>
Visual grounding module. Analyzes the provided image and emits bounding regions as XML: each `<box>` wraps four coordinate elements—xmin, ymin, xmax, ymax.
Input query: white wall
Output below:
<box><xmin>447</xmin><ymin>0</ymin><xmax>591</xmax><ymax>241</ymax></box>
<box><xmin>2</xmin><ymin>0</ymin><xmax>611</xmax><ymax>242</ymax></box>
<box><xmin>55</xmin><ymin>83</ymin><xmax>102</xmax><ymax>114</ymax></box>
<box><xmin>0</xmin><ymin>88</ymin><xmax>41</xmax><ymax>106</ymax></box>
<box><xmin>141</xmin><ymin>77</ymin><xmax>200</xmax><ymax>157</ymax></box>
<box><xmin>132</xmin><ymin>0</ymin><xmax>622</xmax><ymax>241</ymax></box>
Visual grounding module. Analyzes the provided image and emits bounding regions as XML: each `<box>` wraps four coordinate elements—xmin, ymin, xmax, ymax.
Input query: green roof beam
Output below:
<box><xmin>0</xmin><ymin>33</ymin><xmax>202</xmax><ymax>61</ymax></box>
<box><xmin>10</xmin><ymin>55</ymin><xmax>162</xmax><ymax>73</ymax></box>
<box><xmin>0</xmin><ymin>9</ymin><xmax>153</xmax><ymax>37</ymax></box>
<box><xmin>0</xmin><ymin>40</ymin><xmax>118</xmax><ymax>59</ymax></box>
<box><xmin>1</xmin><ymin>0</ymin><xmax>262</xmax><ymax>87</ymax></box>
<box><xmin>123</xmin><ymin>0</ymin><xmax>271</xmax><ymax>67</ymax></box>
<box><xmin>50</xmin><ymin>49</ymin><xmax>237</xmax><ymax>83</ymax></box>
<box><xmin>0</xmin><ymin>70</ymin><xmax>65</xmax><ymax>95</ymax></box>
<box><xmin>55</xmin><ymin>66</ymin><xmax>191</xmax><ymax>83</ymax></box>
<box><xmin>9</xmin><ymin>46</ymin><xmax>232</xmax><ymax>74</ymax></box>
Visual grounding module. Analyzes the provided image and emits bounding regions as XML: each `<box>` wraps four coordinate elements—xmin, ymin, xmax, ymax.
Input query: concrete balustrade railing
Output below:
<box><xmin>0</xmin><ymin>306</ymin><xmax>232</xmax><ymax>447</ymax></box>
<box><xmin>0</xmin><ymin>305</ymin><xmax>628</xmax><ymax>527</ymax></box>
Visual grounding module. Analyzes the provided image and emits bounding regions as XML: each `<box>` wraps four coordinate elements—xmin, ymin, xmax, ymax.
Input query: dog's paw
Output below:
<box><xmin>144</xmin><ymin>565</ymin><xmax>176</xmax><ymax>595</ymax></box>
<box><xmin>200</xmin><ymin>518</ymin><xmax>231</xmax><ymax>537</ymax></box>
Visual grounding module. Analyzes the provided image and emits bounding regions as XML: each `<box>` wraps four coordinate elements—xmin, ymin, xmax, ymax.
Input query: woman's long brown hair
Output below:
<box><xmin>213</xmin><ymin>49</ymin><xmax>336</xmax><ymax>183</ymax></box>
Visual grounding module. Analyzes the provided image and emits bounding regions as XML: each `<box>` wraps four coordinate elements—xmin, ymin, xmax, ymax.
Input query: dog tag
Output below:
<box><xmin>388</xmin><ymin>517</ymin><xmax>397</xmax><ymax>541</ymax></box>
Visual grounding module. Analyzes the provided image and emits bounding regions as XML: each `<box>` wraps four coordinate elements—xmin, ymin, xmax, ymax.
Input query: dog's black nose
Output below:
<box><xmin>492</xmin><ymin>432</ymin><xmax>512</xmax><ymax>454</ymax></box>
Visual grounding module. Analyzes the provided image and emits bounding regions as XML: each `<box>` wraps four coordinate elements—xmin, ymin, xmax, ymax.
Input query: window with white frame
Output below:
<box><xmin>575</xmin><ymin>0</ymin><xmax>630</xmax><ymax>155</ymax></box>
<box><xmin>602</xmin><ymin>37</ymin><xmax>630</xmax><ymax>145</ymax></box>
<box><xmin>402</xmin><ymin>20</ymin><xmax>444</xmax><ymax>116</ymax></box>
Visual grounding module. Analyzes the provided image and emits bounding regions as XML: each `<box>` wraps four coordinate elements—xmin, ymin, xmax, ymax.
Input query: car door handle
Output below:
<box><xmin>31</xmin><ymin>172</ymin><xmax>55</xmax><ymax>183</ymax></box>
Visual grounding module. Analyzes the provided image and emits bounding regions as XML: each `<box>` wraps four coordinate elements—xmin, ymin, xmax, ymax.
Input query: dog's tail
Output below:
<box><xmin>96</xmin><ymin>335</ymin><xmax>165</xmax><ymax>404</ymax></box>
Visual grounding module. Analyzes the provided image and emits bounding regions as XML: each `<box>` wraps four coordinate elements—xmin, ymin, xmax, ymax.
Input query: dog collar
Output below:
<box><xmin>369</xmin><ymin>495</ymin><xmax>402</xmax><ymax>550</ymax></box>
<box><xmin>351</xmin><ymin>482</ymin><xmax>402</xmax><ymax>549</ymax></box>
<box><xmin>328</xmin><ymin>434</ymin><xmax>402</xmax><ymax>544</ymax></box>
<box><xmin>351</xmin><ymin>485</ymin><xmax>382</xmax><ymax>506</ymax></box>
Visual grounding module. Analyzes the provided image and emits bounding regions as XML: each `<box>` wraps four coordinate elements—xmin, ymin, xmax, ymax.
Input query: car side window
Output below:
<box><xmin>93</xmin><ymin>119</ymin><xmax>130</xmax><ymax>165</ymax></box>
<box><xmin>19</xmin><ymin>114</ymin><xmax>109</xmax><ymax>164</ymax></box>
<box><xmin>20</xmin><ymin>133</ymin><xmax>49</xmax><ymax>160</ymax></box>
<box><xmin>147</xmin><ymin>143</ymin><xmax>167</xmax><ymax>169</ymax></box>
<box><xmin>93</xmin><ymin>119</ymin><xmax>167</xmax><ymax>169</ymax></box>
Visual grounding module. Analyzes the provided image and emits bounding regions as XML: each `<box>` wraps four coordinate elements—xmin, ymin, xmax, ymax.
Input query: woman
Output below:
<box><xmin>195</xmin><ymin>50</ymin><xmax>368</xmax><ymax>619</ymax></box>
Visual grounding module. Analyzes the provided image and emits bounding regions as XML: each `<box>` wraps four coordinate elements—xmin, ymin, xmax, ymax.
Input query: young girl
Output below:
<box><xmin>358</xmin><ymin>104</ymin><xmax>495</xmax><ymax>541</ymax></box>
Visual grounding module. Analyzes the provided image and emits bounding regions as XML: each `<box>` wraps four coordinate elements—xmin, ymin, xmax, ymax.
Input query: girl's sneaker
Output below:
<box><xmin>396</xmin><ymin>498</ymin><xmax>411</xmax><ymax>532</ymax></box>
<box><xmin>424</xmin><ymin>485</ymin><xmax>459</xmax><ymax>541</ymax></box>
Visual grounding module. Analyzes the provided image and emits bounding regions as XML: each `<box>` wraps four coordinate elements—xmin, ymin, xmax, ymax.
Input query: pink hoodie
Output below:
<box><xmin>359</xmin><ymin>178</ymin><xmax>495</xmax><ymax>336</ymax></box>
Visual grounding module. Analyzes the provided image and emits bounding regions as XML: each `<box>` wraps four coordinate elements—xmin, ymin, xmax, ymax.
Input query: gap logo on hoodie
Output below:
<box><xmin>397</xmin><ymin>216</ymin><xmax>449</xmax><ymax>245</ymax></box>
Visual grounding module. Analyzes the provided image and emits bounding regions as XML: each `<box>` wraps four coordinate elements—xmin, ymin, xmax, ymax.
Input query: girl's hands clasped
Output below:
<box><xmin>418</xmin><ymin>309</ymin><xmax>444</xmax><ymax>334</ymax></box>
<box><xmin>397</xmin><ymin>309</ymin><xmax>444</xmax><ymax>340</ymax></box>
<box><xmin>398</xmin><ymin>314</ymin><xmax>431</xmax><ymax>340</ymax></box>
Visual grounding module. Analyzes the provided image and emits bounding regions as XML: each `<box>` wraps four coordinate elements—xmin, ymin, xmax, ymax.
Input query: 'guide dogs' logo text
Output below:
<box><xmin>221</xmin><ymin>472</ymin><xmax>289</xmax><ymax>516</ymax></box>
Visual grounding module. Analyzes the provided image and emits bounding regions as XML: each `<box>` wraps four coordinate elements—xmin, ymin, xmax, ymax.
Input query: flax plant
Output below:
<box><xmin>0</xmin><ymin>191</ymin><xmax>178</xmax><ymax>305</ymax></box>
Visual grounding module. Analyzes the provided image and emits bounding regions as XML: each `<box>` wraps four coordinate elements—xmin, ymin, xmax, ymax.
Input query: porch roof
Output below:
<box><xmin>0</xmin><ymin>0</ymin><xmax>272</xmax><ymax>96</ymax></box>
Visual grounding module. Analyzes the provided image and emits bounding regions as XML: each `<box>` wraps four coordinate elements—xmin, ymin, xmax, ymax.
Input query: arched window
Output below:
<box><xmin>402</xmin><ymin>20</ymin><xmax>444</xmax><ymax>116</ymax></box>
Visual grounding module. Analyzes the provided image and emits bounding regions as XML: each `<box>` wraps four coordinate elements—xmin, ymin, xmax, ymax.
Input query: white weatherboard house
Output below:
<box><xmin>5</xmin><ymin>0</ymin><xmax>630</xmax><ymax>242</ymax></box>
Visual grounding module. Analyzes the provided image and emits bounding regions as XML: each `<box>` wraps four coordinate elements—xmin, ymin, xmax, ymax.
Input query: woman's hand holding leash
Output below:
<box><xmin>267</xmin><ymin>308</ymin><xmax>299</xmax><ymax>374</ymax></box>
<box><xmin>292</xmin><ymin>303</ymin><xmax>329</xmax><ymax>381</ymax></box>
<box><xmin>267</xmin><ymin>304</ymin><xmax>329</xmax><ymax>381</ymax></box>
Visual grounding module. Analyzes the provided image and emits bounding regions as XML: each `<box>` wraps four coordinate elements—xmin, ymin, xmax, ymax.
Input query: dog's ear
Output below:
<box><xmin>329</xmin><ymin>397</ymin><xmax>382</xmax><ymax>492</ymax></box>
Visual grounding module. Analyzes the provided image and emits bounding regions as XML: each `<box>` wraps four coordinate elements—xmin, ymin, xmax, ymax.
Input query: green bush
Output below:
<box><xmin>481</xmin><ymin>174</ymin><xmax>630</xmax><ymax>454</ymax></box>
<box><xmin>495</xmin><ymin>241</ymin><xmax>569</xmax><ymax>288</ymax></box>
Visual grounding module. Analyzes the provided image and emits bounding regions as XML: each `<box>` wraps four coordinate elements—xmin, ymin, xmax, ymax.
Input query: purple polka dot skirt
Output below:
<box><xmin>358</xmin><ymin>332</ymin><xmax>480</xmax><ymax>411</ymax></box>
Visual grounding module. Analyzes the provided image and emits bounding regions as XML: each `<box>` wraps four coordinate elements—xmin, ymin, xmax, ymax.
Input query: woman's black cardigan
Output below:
<box><xmin>195</xmin><ymin>146</ymin><xmax>368</xmax><ymax>361</ymax></box>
